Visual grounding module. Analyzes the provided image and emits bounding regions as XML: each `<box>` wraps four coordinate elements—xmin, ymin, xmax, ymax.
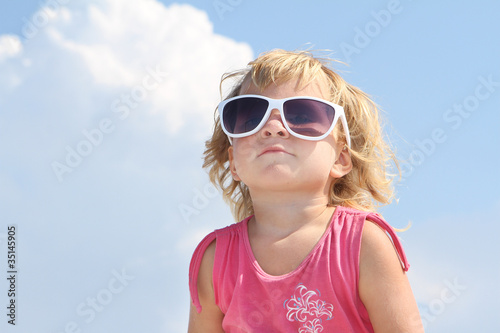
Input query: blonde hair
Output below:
<box><xmin>203</xmin><ymin>49</ymin><xmax>399</xmax><ymax>221</ymax></box>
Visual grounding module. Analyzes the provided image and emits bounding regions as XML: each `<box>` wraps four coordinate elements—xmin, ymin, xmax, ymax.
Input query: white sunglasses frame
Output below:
<box><xmin>218</xmin><ymin>95</ymin><xmax>351</xmax><ymax>148</ymax></box>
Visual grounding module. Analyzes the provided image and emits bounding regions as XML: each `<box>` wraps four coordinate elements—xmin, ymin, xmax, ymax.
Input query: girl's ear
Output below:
<box><xmin>330</xmin><ymin>145</ymin><xmax>352</xmax><ymax>179</ymax></box>
<box><xmin>228</xmin><ymin>146</ymin><xmax>241</xmax><ymax>181</ymax></box>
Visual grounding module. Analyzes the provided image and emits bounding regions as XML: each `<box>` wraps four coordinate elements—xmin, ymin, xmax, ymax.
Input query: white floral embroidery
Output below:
<box><xmin>284</xmin><ymin>284</ymin><xmax>334</xmax><ymax>332</ymax></box>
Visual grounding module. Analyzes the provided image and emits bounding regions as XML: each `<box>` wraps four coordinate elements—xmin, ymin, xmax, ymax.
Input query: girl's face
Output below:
<box><xmin>228</xmin><ymin>77</ymin><xmax>351</xmax><ymax>200</ymax></box>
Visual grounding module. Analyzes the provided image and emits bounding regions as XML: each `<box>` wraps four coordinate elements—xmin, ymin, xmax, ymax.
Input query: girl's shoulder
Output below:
<box><xmin>189</xmin><ymin>217</ymin><xmax>251</xmax><ymax>313</ymax></box>
<box><xmin>335</xmin><ymin>205</ymin><xmax>409</xmax><ymax>272</ymax></box>
<box><xmin>214</xmin><ymin>217</ymin><xmax>250</xmax><ymax>237</ymax></box>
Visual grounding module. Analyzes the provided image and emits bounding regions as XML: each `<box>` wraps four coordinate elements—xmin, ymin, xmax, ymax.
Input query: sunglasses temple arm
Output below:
<box><xmin>340</xmin><ymin>114</ymin><xmax>351</xmax><ymax>149</ymax></box>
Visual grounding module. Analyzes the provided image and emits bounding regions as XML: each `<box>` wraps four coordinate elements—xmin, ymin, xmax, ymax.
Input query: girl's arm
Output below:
<box><xmin>359</xmin><ymin>221</ymin><xmax>424</xmax><ymax>333</ymax></box>
<box><xmin>188</xmin><ymin>240</ymin><xmax>225</xmax><ymax>333</ymax></box>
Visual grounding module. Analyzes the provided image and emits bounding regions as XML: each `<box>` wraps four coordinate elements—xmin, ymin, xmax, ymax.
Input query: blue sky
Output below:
<box><xmin>0</xmin><ymin>0</ymin><xmax>499</xmax><ymax>332</ymax></box>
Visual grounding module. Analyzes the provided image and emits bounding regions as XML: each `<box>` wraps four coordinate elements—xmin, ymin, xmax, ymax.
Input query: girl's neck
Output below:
<box><xmin>250</xmin><ymin>192</ymin><xmax>336</xmax><ymax>238</ymax></box>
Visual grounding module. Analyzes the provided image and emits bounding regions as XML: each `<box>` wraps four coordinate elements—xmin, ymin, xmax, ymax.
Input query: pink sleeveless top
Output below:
<box><xmin>189</xmin><ymin>206</ymin><xmax>409</xmax><ymax>332</ymax></box>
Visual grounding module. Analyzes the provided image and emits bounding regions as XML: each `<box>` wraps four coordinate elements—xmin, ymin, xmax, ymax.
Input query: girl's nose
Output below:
<box><xmin>260</xmin><ymin>109</ymin><xmax>290</xmax><ymax>139</ymax></box>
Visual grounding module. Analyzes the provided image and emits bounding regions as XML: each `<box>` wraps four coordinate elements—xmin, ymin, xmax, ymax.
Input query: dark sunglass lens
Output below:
<box><xmin>223</xmin><ymin>97</ymin><xmax>268</xmax><ymax>134</ymax></box>
<box><xmin>283</xmin><ymin>99</ymin><xmax>335</xmax><ymax>137</ymax></box>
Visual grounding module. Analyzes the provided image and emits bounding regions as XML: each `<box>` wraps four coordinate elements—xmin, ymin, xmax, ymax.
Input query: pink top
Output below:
<box><xmin>189</xmin><ymin>206</ymin><xmax>409</xmax><ymax>332</ymax></box>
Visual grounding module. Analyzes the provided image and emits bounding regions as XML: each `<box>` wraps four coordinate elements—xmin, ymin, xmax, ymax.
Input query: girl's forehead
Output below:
<box><xmin>240</xmin><ymin>75</ymin><xmax>331</xmax><ymax>99</ymax></box>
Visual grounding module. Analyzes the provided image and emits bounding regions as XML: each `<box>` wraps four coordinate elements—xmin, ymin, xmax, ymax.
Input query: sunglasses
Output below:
<box><xmin>219</xmin><ymin>95</ymin><xmax>351</xmax><ymax>147</ymax></box>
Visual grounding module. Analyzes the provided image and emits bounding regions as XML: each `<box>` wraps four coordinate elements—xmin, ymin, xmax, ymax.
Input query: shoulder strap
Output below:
<box><xmin>366</xmin><ymin>212</ymin><xmax>410</xmax><ymax>272</ymax></box>
<box><xmin>189</xmin><ymin>231</ymin><xmax>216</xmax><ymax>313</ymax></box>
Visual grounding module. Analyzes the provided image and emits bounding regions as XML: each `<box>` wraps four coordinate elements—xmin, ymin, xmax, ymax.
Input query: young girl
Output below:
<box><xmin>188</xmin><ymin>49</ymin><xmax>423</xmax><ymax>332</ymax></box>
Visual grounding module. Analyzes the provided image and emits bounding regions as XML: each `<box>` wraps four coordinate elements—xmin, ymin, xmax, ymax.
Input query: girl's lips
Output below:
<box><xmin>258</xmin><ymin>146</ymin><xmax>290</xmax><ymax>156</ymax></box>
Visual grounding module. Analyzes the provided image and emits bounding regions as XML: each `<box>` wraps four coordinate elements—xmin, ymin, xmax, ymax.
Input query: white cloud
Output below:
<box><xmin>3</xmin><ymin>0</ymin><xmax>252</xmax><ymax>136</ymax></box>
<box><xmin>0</xmin><ymin>1</ymin><xmax>252</xmax><ymax>332</ymax></box>
<box><xmin>0</xmin><ymin>35</ymin><xmax>22</xmax><ymax>61</ymax></box>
